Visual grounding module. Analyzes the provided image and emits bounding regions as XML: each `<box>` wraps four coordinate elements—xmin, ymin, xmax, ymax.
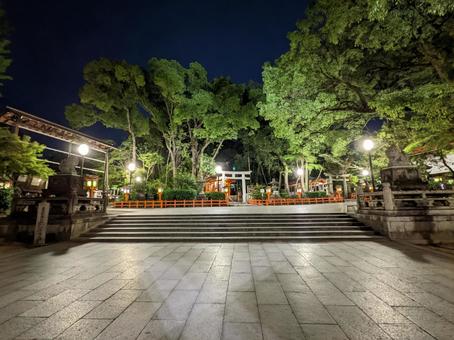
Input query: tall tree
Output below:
<box><xmin>0</xmin><ymin>5</ymin><xmax>11</xmax><ymax>95</ymax></box>
<box><xmin>65</xmin><ymin>58</ymin><xmax>149</xmax><ymax>163</ymax></box>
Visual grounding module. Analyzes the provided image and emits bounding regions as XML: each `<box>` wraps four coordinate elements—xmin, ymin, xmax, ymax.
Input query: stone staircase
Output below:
<box><xmin>78</xmin><ymin>213</ymin><xmax>382</xmax><ymax>242</ymax></box>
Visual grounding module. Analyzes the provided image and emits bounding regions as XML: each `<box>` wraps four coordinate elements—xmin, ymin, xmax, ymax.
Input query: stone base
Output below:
<box><xmin>355</xmin><ymin>208</ymin><xmax>454</xmax><ymax>245</ymax></box>
<box><xmin>8</xmin><ymin>213</ymin><xmax>111</xmax><ymax>243</ymax></box>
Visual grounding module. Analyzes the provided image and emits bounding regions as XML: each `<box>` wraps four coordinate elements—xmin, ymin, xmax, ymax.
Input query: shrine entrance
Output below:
<box><xmin>218</xmin><ymin>170</ymin><xmax>251</xmax><ymax>204</ymax></box>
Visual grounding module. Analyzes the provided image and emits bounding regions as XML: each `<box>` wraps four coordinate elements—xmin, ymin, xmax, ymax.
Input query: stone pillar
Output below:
<box><xmin>328</xmin><ymin>175</ymin><xmax>334</xmax><ymax>195</ymax></box>
<box><xmin>34</xmin><ymin>201</ymin><xmax>50</xmax><ymax>246</ymax></box>
<box><xmin>242</xmin><ymin>176</ymin><xmax>247</xmax><ymax>204</ymax></box>
<box><xmin>342</xmin><ymin>175</ymin><xmax>348</xmax><ymax>199</ymax></box>
<box><xmin>383</xmin><ymin>183</ymin><xmax>396</xmax><ymax>211</ymax></box>
<box><xmin>103</xmin><ymin>152</ymin><xmax>109</xmax><ymax>212</ymax></box>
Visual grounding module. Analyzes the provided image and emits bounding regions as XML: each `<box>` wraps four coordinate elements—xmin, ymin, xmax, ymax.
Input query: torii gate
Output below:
<box><xmin>219</xmin><ymin>170</ymin><xmax>252</xmax><ymax>203</ymax></box>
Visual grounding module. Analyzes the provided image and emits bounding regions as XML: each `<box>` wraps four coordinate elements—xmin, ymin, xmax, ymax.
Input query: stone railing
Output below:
<box><xmin>358</xmin><ymin>184</ymin><xmax>454</xmax><ymax>211</ymax></box>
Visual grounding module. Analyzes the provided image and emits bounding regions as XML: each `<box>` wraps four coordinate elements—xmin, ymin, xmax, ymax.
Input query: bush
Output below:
<box><xmin>163</xmin><ymin>189</ymin><xmax>197</xmax><ymax>200</ymax></box>
<box><xmin>249</xmin><ymin>185</ymin><xmax>265</xmax><ymax>199</ymax></box>
<box><xmin>169</xmin><ymin>173</ymin><xmax>199</xmax><ymax>191</ymax></box>
<box><xmin>279</xmin><ymin>191</ymin><xmax>290</xmax><ymax>198</ymax></box>
<box><xmin>0</xmin><ymin>188</ymin><xmax>12</xmax><ymax>212</ymax></box>
<box><xmin>304</xmin><ymin>191</ymin><xmax>327</xmax><ymax>198</ymax></box>
<box><xmin>205</xmin><ymin>192</ymin><xmax>225</xmax><ymax>200</ymax></box>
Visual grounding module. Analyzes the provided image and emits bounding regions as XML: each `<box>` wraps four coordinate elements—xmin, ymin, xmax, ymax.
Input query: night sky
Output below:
<box><xmin>1</xmin><ymin>0</ymin><xmax>308</xmax><ymax>144</ymax></box>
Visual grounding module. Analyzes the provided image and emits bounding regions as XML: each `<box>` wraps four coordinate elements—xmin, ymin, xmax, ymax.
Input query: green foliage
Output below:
<box><xmin>168</xmin><ymin>173</ymin><xmax>199</xmax><ymax>191</ymax></box>
<box><xmin>162</xmin><ymin>189</ymin><xmax>197</xmax><ymax>200</ymax></box>
<box><xmin>0</xmin><ymin>5</ymin><xmax>11</xmax><ymax>95</ymax></box>
<box><xmin>0</xmin><ymin>188</ymin><xmax>12</xmax><ymax>212</ymax></box>
<box><xmin>249</xmin><ymin>185</ymin><xmax>266</xmax><ymax>199</ymax></box>
<box><xmin>304</xmin><ymin>191</ymin><xmax>327</xmax><ymax>198</ymax></box>
<box><xmin>205</xmin><ymin>192</ymin><xmax>225</xmax><ymax>200</ymax></box>
<box><xmin>0</xmin><ymin>128</ymin><xmax>53</xmax><ymax>181</ymax></box>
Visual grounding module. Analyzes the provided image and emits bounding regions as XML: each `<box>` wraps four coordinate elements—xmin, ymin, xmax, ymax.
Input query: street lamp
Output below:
<box><xmin>361</xmin><ymin>169</ymin><xmax>370</xmax><ymax>177</ymax></box>
<box><xmin>135</xmin><ymin>176</ymin><xmax>142</xmax><ymax>183</ymax></box>
<box><xmin>78</xmin><ymin>144</ymin><xmax>89</xmax><ymax>176</ymax></box>
<box><xmin>215</xmin><ymin>165</ymin><xmax>222</xmax><ymax>192</ymax></box>
<box><xmin>362</xmin><ymin>138</ymin><xmax>376</xmax><ymax>191</ymax></box>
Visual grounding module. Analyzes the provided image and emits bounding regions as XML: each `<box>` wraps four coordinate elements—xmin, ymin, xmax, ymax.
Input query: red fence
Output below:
<box><xmin>111</xmin><ymin>199</ymin><xmax>229</xmax><ymax>209</ymax></box>
<box><xmin>248</xmin><ymin>196</ymin><xmax>344</xmax><ymax>206</ymax></box>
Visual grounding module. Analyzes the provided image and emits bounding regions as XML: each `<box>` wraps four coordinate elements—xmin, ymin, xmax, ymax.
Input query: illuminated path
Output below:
<box><xmin>0</xmin><ymin>240</ymin><xmax>453</xmax><ymax>339</ymax></box>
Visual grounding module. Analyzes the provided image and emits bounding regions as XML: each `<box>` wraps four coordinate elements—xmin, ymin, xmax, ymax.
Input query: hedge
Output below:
<box><xmin>162</xmin><ymin>189</ymin><xmax>197</xmax><ymax>200</ymax></box>
<box><xmin>304</xmin><ymin>191</ymin><xmax>327</xmax><ymax>198</ymax></box>
<box><xmin>205</xmin><ymin>192</ymin><xmax>225</xmax><ymax>200</ymax></box>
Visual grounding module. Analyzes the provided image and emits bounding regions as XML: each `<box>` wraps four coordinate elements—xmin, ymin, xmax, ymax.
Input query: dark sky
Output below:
<box><xmin>1</xmin><ymin>0</ymin><xmax>308</xmax><ymax>143</ymax></box>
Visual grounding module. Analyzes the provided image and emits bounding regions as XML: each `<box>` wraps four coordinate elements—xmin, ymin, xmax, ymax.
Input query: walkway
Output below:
<box><xmin>108</xmin><ymin>202</ymin><xmax>346</xmax><ymax>216</ymax></box>
<box><xmin>0</xmin><ymin>240</ymin><xmax>454</xmax><ymax>339</ymax></box>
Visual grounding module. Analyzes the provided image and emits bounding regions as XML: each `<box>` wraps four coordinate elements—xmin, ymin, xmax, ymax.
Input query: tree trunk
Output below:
<box><xmin>125</xmin><ymin>108</ymin><xmax>136</xmax><ymax>163</ymax></box>
<box><xmin>440</xmin><ymin>152</ymin><xmax>454</xmax><ymax>177</ymax></box>
<box><xmin>283</xmin><ymin>164</ymin><xmax>289</xmax><ymax>193</ymax></box>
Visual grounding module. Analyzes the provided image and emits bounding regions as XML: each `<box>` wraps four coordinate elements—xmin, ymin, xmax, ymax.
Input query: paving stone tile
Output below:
<box><xmin>270</xmin><ymin>261</ymin><xmax>296</xmax><ymax>274</ymax></box>
<box><xmin>303</xmin><ymin>277</ymin><xmax>354</xmax><ymax>306</ymax></box>
<box><xmin>252</xmin><ymin>266</ymin><xmax>278</xmax><ymax>282</ymax></box>
<box><xmin>84</xmin><ymin>289</ymin><xmax>142</xmax><ymax>319</ymax></box>
<box><xmin>379</xmin><ymin>323</ymin><xmax>435</xmax><ymax>340</ymax></box>
<box><xmin>396</xmin><ymin>306</ymin><xmax>454</xmax><ymax>340</ymax></box>
<box><xmin>0</xmin><ymin>300</ymin><xmax>42</xmax><ymax>324</ymax></box>
<box><xmin>0</xmin><ymin>290</ymin><xmax>35</xmax><ymax>308</ymax></box>
<box><xmin>406</xmin><ymin>291</ymin><xmax>454</xmax><ymax>323</ymax></box>
<box><xmin>96</xmin><ymin>302</ymin><xmax>160</xmax><ymax>340</ymax></box>
<box><xmin>222</xmin><ymin>322</ymin><xmax>263</xmax><ymax>340</ymax></box>
<box><xmin>295</xmin><ymin>265</ymin><xmax>324</xmax><ymax>280</ymax></box>
<box><xmin>77</xmin><ymin>272</ymin><xmax>119</xmax><ymax>290</ymax></box>
<box><xmin>225</xmin><ymin>291</ymin><xmax>259</xmax><ymax>323</ymax></box>
<box><xmin>301</xmin><ymin>324</ymin><xmax>348</xmax><ymax>340</ymax></box>
<box><xmin>80</xmin><ymin>279</ymin><xmax>128</xmax><ymax>301</ymax></box>
<box><xmin>327</xmin><ymin>305</ymin><xmax>392</xmax><ymax>340</ymax></box>
<box><xmin>57</xmin><ymin>318</ymin><xmax>111</xmax><ymax>339</ymax></box>
<box><xmin>153</xmin><ymin>290</ymin><xmax>198</xmax><ymax>320</ymax></box>
<box><xmin>229</xmin><ymin>272</ymin><xmax>254</xmax><ymax>291</ymax></box>
<box><xmin>18</xmin><ymin>300</ymin><xmax>100</xmax><ymax>339</ymax></box>
<box><xmin>189</xmin><ymin>260</ymin><xmax>213</xmax><ymax>273</ymax></box>
<box><xmin>286</xmin><ymin>292</ymin><xmax>335</xmax><ymax>324</ymax></box>
<box><xmin>418</xmin><ymin>282</ymin><xmax>454</xmax><ymax>304</ymax></box>
<box><xmin>324</xmin><ymin>272</ymin><xmax>366</xmax><ymax>292</ymax></box>
<box><xmin>138</xmin><ymin>320</ymin><xmax>185</xmax><ymax>340</ymax></box>
<box><xmin>346</xmin><ymin>292</ymin><xmax>409</xmax><ymax>324</ymax></box>
<box><xmin>21</xmin><ymin>283</ymin><xmax>68</xmax><ymax>301</ymax></box>
<box><xmin>207</xmin><ymin>265</ymin><xmax>231</xmax><ymax>281</ymax></box>
<box><xmin>259</xmin><ymin>304</ymin><xmax>304</xmax><ymax>340</ymax></box>
<box><xmin>137</xmin><ymin>279</ymin><xmax>179</xmax><ymax>302</ymax></box>
<box><xmin>180</xmin><ymin>303</ymin><xmax>224</xmax><ymax>340</ymax></box>
<box><xmin>232</xmin><ymin>260</ymin><xmax>252</xmax><ymax>273</ymax></box>
<box><xmin>0</xmin><ymin>317</ymin><xmax>43</xmax><ymax>340</ymax></box>
<box><xmin>176</xmin><ymin>272</ymin><xmax>207</xmax><ymax>290</ymax></box>
<box><xmin>256</xmin><ymin>282</ymin><xmax>288</xmax><ymax>304</ymax></box>
<box><xmin>197</xmin><ymin>279</ymin><xmax>228</xmax><ymax>303</ymax></box>
<box><xmin>20</xmin><ymin>289</ymin><xmax>89</xmax><ymax>317</ymax></box>
<box><xmin>277</xmin><ymin>273</ymin><xmax>310</xmax><ymax>292</ymax></box>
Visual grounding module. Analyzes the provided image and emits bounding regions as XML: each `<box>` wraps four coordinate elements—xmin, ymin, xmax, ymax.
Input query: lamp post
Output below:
<box><xmin>78</xmin><ymin>144</ymin><xmax>89</xmax><ymax>177</ymax></box>
<box><xmin>158</xmin><ymin>187</ymin><xmax>163</xmax><ymax>201</ymax></box>
<box><xmin>215</xmin><ymin>165</ymin><xmax>222</xmax><ymax>192</ymax></box>
<box><xmin>362</xmin><ymin>139</ymin><xmax>376</xmax><ymax>191</ymax></box>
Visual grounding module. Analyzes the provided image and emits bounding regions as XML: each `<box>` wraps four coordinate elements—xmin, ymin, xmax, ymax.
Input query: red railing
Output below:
<box><xmin>111</xmin><ymin>199</ymin><xmax>229</xmax><ymax>209</ymax></box>
<box><xmin>248</xmin><ymin>196</ymin><xmax>344</xmax><ymax>206</ymax></box>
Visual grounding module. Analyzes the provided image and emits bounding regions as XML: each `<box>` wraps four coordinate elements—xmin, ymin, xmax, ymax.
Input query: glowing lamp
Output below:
<box><xmin>362</xmin><ymin>139</ymin><xmax>374</xmax><ymax>151</ymax></box>
<box><xmin>127</xmin><ymin>162</ymin><xmax>136</xmax><ymax>172</ymax></box>
<box><xmin>296</xmin><ymin>168</ymin><xmax>304</xmax><ymax>176</ymax></box>
<box><xmin>215</xmin><ymin>165</ymin><xmax>223</xmax><ymax>174</ymax></box>
<box><xmin>78</xmin><ymin>144</ymin><xmax>89</xmax><ymax>156</ymax></box>
<box><xmin>361</xmin><ymin>169</ymin><xmax>370</xmax><ymax>176</ymax></box>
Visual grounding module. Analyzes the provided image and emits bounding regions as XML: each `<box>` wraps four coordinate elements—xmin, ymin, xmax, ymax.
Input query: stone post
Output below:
<box><xmin>382</xmin><ymin>183</ymin><xmax>396</xmax><ymax>211</ymax></box>
<box><xmin>34</xmin><ymin>200</ymin><xmax>50</xmax><ymax>246</ymax></box>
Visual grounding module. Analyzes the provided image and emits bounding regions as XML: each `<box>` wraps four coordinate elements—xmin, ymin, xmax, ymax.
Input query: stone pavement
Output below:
<box><xmin>108</xmin><ymin>202</ymin><xmax>346</xmax><ymax>216</ymax></box>
<box><xmin>0</xmin><ymin>240</ymin><xmax>454</xmax><ymax>339</ymax></box>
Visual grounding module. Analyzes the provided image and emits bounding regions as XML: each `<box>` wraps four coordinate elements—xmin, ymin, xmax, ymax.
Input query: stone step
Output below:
<box><xmin>94</xmin><ymin>225</ymin><xmax>371</xmax><ymax>232</ymax></box>
<box><xmin>83</xmin><ymin>230</ymin><xmax>375</xmax><ymax>237</ymax></box>
<box><xmin>104</xmin><ymin>221</ymin><xmax>363</xmax><ymax>228</ymax></box>
<box><xmin>112</xmin><ymin>213</ymin><xmax>351</xmax><ymax>220</ymax></box>
<box><xmin>78</xmin><ymin>234</ymin><xmax>384</xmax><ymax>242</ymax></box>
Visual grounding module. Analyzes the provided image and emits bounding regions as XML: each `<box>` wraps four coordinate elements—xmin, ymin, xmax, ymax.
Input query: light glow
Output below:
<box><xmin>78</xmin><ymin>144</ymin><xmax>89</xmax><ymax>156</ymax></box>
<box><xmin>362</xmin><ymin>139</ymin><xmax>374</xmax><ymax>151</ymax></box>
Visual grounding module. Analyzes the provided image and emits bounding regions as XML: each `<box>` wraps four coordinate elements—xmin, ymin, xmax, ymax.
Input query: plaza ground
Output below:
<box><xmin>1</xmin><ymin>238</ymin><xmax>454</xmax><ymax>339</ymax></box>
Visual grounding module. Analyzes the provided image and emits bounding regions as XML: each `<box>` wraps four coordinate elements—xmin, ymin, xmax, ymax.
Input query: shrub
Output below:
<box><xmin>205</xmin><ymin>192</ymin><xmax>225</xmax><ymax>200</ymax></box>
<box><xmin>304</xmin><ymin>191</ymin><xmax>327</xmax><ymax>198</ymax></box>
<box><xmin>279</xmin><ymin>191</ymin><xmax>290</xmax><ymax>198</ymax></box>
<box><xmin>0</xmin><ymin>188</ymin><xmax>12</xmax><ymax>212</ymax></box>
<box><xmin>249</xmin><ymin>185</ymin><xmax>265</xmax><ymax>199</ymax></box>
<box><xmin>169</xmin><ymin>173</ymin><xmax>199</xmax><ymax>191</ymax></box>
<box><xmin>163</xmin><ymin>189</ymin><xmax>197</xmax><ymax>200</ymax></box>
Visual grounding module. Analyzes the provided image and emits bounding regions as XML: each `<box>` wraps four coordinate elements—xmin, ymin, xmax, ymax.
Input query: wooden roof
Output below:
<box><xmin>0</xmin><ymin>106</ymin><xmax>116</xmax><ymax>152</ymax></box>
